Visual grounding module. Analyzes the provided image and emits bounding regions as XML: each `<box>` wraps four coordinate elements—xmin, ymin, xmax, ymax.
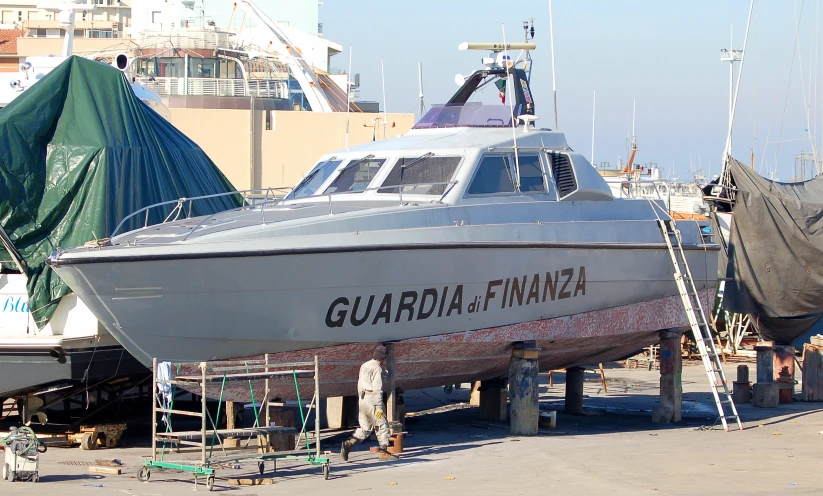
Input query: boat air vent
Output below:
<box><xmin>548</xmin><ymin>152</ymin><xmax>578</xmax><ymax>198</ymax></box>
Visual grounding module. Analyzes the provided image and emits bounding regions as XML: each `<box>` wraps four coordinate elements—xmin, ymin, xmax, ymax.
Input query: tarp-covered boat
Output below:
<box><xmin>0</xmin><ymin>56</ymin><xmax>240</xmax><ymax>403</ymax></box>
<box><xmin>721</xmin><ymin>158</ymin><xmax>823</xmax><ymax>344</ymax></box>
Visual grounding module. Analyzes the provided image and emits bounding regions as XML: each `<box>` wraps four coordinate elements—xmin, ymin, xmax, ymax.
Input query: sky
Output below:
<box><xmin>204</xmin><ymin>1</ymin><xmax>823</xmax><ymax>182</ymax></box>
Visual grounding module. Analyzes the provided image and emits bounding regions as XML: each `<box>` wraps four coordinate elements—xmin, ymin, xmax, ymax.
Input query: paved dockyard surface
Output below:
<box><xmin>3</xmin><ymin>358</ymin><xmax>821</xmax><ymax>495</ymax></box>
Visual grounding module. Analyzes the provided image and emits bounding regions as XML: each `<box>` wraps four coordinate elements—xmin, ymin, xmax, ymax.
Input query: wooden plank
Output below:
<box><xmin>156</xmin><ymin>408</ymin><xmax>203</xmax><ymax>417</ymax></box>
<box><xmin>228</xmin><ymin>477</ymin><xmax>275</xmax><ymax>486</ymax></box>
<box><xmin>88</xmin><ymin>466</ymin><xmax>121</xmax><ymax>475</ymax></box>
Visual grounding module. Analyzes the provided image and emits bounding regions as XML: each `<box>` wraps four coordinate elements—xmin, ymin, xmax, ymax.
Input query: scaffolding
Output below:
<box><xmin>139</xmin><ymin>355</ymin><xmax>330</xmax><ymax>490</ymax></box>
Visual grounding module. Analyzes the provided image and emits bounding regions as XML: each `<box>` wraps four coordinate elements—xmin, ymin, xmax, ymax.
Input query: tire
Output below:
<box><xmin>32</xmin><ymin>472</ymin><xmax>38</xmax><ymax>483</ymax></box>
<box><xmin>137</xmin><ymin>467</ymin><xmax>150</xmax><ymax>482</ymax></box>
<box><xmin>81</xmin><ymin>433</ymin><xmax>98</xmax><ymax>451</ymax></box>
<box><xmin>323</xmin><ymin>464</ymin><xmax>330</xmax><ymax>480</ymax></box>
<box><xmin>443</xmin><ymin>384</ymin><xmax>453</xmax><ymax>394</ymax></box>
<box><xmin>258</xmin><ymin>462</ymin><xmax>264</xmax><ymax>475</ymax></box>
<box><xmin>2</xmin><ymin>462</ymin><xmax>9</xmax><ymax>481</ymax></box>
<box><xmin>206</xmin><ymin>475</ymin><xmax>215</xmax><ymax>491</ymax></box>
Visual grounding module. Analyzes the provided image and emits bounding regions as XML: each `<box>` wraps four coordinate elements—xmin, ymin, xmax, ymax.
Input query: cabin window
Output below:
<box><xmin>288</xmin><ymin>159</ymin><xmax>342</xmax><ymax>198</ymax></box>
<box><xmin>468</xmin><ymin>156</ymin><xmax>515</xmax><ymax>195</ymax></box>
<box><xmin>378</xmin><ymin>156</ymin><xmax>461</xmax><ymax>195</ymax></box>
<box><xmin>323</xmin><ymin>158</ymin><xmax>385</xmax><ymax>194</ymax></box>
<box><xmin>516</xmin><ymin>155</ymin><xmax>546</xmax><ymax>193</ymax></box>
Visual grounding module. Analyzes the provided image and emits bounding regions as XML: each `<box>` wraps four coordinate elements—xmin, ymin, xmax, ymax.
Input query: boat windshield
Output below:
<box><xmin>286</xmin><ymin>158</ymin><xmax>341</xmax><ymax>199</ymax></box>
<box><xmin>413</xmin><ymin>103</ymin><xmax>514</xmax><ymax>129</ymax></box>
<box><xmin>323</xmin><ymin>155</ymin><xmax>385</xmax><ymax>194</ymax></box>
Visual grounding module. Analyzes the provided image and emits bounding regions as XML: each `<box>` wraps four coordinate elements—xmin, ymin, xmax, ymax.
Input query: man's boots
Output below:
<box><xmin>378</xmin><ymin>446</ymin><xmax>398</xmax><ymax>461</ymax></box>
<box><xmin>340</xmin><ymin>438</ymin><xmax>356</xmax><ymax>462</ymax></box>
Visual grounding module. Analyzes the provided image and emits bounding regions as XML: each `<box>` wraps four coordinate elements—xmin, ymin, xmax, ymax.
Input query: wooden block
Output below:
<box><xmin>469</xmin><ymin>381</ymin><xmax>481</xmax><ymax>407</ymax></box>
<box><xmin>512</xmin><ymin>349</ymin><xmax>539</xmax><ymax>359</ymax></box>
<box><xmin>803</xmin><ymin>343</ymin><xmax>823</xmax><ymax>401</ymax></box>
<box><xmin>228</xmin><ymin>477</ymin><xmax>275</xmax><ymax>486</ymax></box>
<box><xmin>88</xmin><ymin>466</ymin><xmax>121</xmax><ymax>475</ymax></box>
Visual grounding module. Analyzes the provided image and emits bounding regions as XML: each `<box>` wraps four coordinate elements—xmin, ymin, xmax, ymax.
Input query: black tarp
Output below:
<box><xmin>0</xmin><ymin>56</ymin><xmax>241</xmax><ymax>328</ymax></box>
<box><xmin>723</xmin><ymin>158</ymin><xmax>823</xmax><ymax>343</ymax></box>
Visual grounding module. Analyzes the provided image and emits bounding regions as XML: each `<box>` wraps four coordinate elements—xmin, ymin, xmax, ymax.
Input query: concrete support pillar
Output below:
<box><xmin>755</xmin><ymin>341</ymin><xmax>775</xmax><ymax>384</ymax></box>
<box><xmin>509</xmin><ymin>348</ymin><xmax>539</xmax><ymax>436</ymax></box>
<box><xmin>564</xmin><ymin>367</ymin><xmax>585</xmax><ymax>414</ymax></box>
<box><xmin>326</xmin><ymin>395</ymin><xmax>358</xmax><ymax>429</ymax></box>
<box><xmin>478</xmin><ymin>379</ymin><xmax>507</xmax><ymax>421</ymax></box>
<box><xmin>732</xmin><ymin>365</ymin><xmax>751</xmax><ymax>404</ymax></box>
<box><xmin>653</xmin><ymin>329</ymin><xmax>683</xmax><ymax>424</ymax></box>
<box><xmin>754</xmin><ymin>342</ymin><xmax>778</xmax><ymax>408</ymax></box>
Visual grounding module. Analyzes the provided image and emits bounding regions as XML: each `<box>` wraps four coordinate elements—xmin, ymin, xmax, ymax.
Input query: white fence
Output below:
<box><xmin>137</xmin><ymin>77</ymin><xmax>289</xmax><ymax>99</ymax></box>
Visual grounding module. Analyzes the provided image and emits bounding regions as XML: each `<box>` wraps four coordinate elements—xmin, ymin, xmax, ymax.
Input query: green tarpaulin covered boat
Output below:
<box><xmin>0</xmin><ymin>56</ymin><xmax>240</xmax><ymax>328</ymax></box>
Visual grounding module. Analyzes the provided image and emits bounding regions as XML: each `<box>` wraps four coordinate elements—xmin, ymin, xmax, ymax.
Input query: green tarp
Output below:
<box><xmin>0</xmin><ymin>56</ymin><xmax>240</xmax><ymax>328</ymax></box>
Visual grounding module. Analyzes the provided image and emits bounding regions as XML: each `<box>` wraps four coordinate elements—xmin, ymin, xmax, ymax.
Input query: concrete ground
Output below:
<box><xmin>2</xmin><ymin>357</ymin><xmax>822</xmax><ymax>495</ymax></box>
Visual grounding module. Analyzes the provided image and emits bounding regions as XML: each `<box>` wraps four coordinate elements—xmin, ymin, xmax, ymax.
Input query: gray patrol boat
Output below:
<box><xmin>48</xmin><ymin>43</ymin><xmax>718</xmax><ymax>399</ymax></box>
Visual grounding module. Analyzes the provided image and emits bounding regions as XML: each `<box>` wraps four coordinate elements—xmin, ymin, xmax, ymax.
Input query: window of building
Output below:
<box><xmin>378</xmin><ymin>155</ymin><xmax>461</xmax><ymax>195</ymax></box>
<box><xmin>323</xmin><ymin>158</ymin><xmax>385</xmax><ymax>194</ymax></box>
<box><xmin>18</xmin><ymin>11</ymin><xmax>22</xmax><ymax>21</ymax></box>
<box><xmin>517</xmin><ymin>155</ymin><xmax>546</xmax><ymax>193</ymax></box>
<box><xmin>87</xmin><ymin>29</ymin><xmax>114</xmax><ymax>39</ymax></box>
<box><xmin>468</xmin><ymin>156</ymin><xmax>515</xmax><ymax>195</ymax></box>
<box><xmin>74</xmin><ymin>29</ymin><xmax>84</xmax><ymax>38</ymax></box>
<box><xmin>32</xmin><ymin>28</ymin><xmax>47</xmax><ymax>38</ymax></box>
<box><xmin>82</xmin><ymin>11</ymin><xmax>87</xmax><ymax>21</ymax></box>
<box><xmin>151</xmin><ymin>11</ymin><xmax>161</xmax><ymax>24</ymax></box>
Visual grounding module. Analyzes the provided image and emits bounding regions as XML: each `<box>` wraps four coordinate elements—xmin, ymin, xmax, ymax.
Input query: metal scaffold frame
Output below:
<box><xmin>139</xmin><ymin>355</ymin><xmax>330</xmax><ymax>490</ymax></box>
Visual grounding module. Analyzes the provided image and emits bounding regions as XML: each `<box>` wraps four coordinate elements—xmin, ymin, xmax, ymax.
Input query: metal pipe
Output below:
<box><xmin>250</xmin><ymin>94</ymin><xmax>255</xmax><ymax>191</ymax></box>
<box><xmin>313</xmin><ymin>355</ymin><xmax>320</xmax><ymax>457</ymax></box>
<box><xmin>201</xmin><ymin>362</ymin><xmax>207</xmax><ymax>465</ymax></box>
<box><xmin>152</xmin><ymin>357</ymin><xmax>157</xmax><ymax>461</ymax></box>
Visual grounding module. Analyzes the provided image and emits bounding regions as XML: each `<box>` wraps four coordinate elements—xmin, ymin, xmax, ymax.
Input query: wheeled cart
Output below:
<box><xmin>140</xmin><ymin>355</ymin><xmax>329</xmax><ymax>490</ymax></box>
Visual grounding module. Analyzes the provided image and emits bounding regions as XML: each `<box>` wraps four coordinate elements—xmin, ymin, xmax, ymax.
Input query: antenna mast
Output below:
<box><xmin>549</xmin><ymin>0</ymin><xmax>558</xmax><ymax>130</ymax></box>
<box><xmin>381</xmin><ymin>57</ymin><xmax>387</xmax><ymax>138</ymax></box>
<box><xmin>345</xmin><ymin>45</ymin><xmax>352</xmax><ymax>150</ymax></box>
<box><xmin>418</xmin><ymin>62</ymin><xmax>425</xmax><ymax>119</ymax></box>
<box><xmin>591</xmin><ymin>89</ymin><xmax>596</xmax><ymax>167</ymax></box>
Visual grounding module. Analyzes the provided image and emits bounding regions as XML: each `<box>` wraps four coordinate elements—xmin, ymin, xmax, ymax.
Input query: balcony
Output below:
<box><xmin>136</xmin><ymin>76</ymin><xmax>288</xmax><ymax>99</ymax></box>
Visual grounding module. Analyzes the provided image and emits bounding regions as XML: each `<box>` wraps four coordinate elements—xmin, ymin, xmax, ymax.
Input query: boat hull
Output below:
<box><xmin>52</xmin><ymin>243</ymin><xmax>717</xmax><ymax>366</ymax></box>
<box><xmin>176</xmin><ymin>289</ymin><xmax>713</xmax><ymax>401</ymax></box>
<box><xmin>0</xmin><ymin>341</ymin><xmax>146</xmax><ymax>397</ymax></box>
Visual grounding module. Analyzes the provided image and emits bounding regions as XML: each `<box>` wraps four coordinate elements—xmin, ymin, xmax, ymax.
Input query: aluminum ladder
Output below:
<box><xmin>658</xmin><ymin>218</ymin><xmax>743</xmax><ymax>431</ymax></box>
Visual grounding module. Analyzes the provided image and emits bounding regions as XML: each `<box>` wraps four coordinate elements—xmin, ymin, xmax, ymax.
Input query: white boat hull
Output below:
<box><xmin>53</xmin><ymin>242</ymin><xmax>717</xmax><ymax>366</ymax></box>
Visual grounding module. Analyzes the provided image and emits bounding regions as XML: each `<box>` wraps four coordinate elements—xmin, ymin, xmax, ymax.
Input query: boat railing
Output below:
<box><xmin>179</xmin><ymin>180</ymin><xmax>459</xmax><ymax>242</ymax></box>
<box><xmin>109</xmin><ymin>187</ymin><xmax>292</xmax><ymax>239</ymax></box>
<box><xmin>617</xmin><ymin>179</ymin><xmax>667</xmax><ymax>200</ymax></box>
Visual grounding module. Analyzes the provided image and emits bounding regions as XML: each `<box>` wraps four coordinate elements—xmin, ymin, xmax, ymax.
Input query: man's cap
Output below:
<box><xmin>373</xmin><ymin>345</ymin><xmax>387</xmax><ymax>361</ymax></box>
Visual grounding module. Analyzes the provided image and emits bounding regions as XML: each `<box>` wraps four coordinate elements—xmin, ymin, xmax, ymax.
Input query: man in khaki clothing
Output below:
<box><xmin>340</xmin><ymin>345</ymin><xmax>398</xmax><ymax>461</ymax></box>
